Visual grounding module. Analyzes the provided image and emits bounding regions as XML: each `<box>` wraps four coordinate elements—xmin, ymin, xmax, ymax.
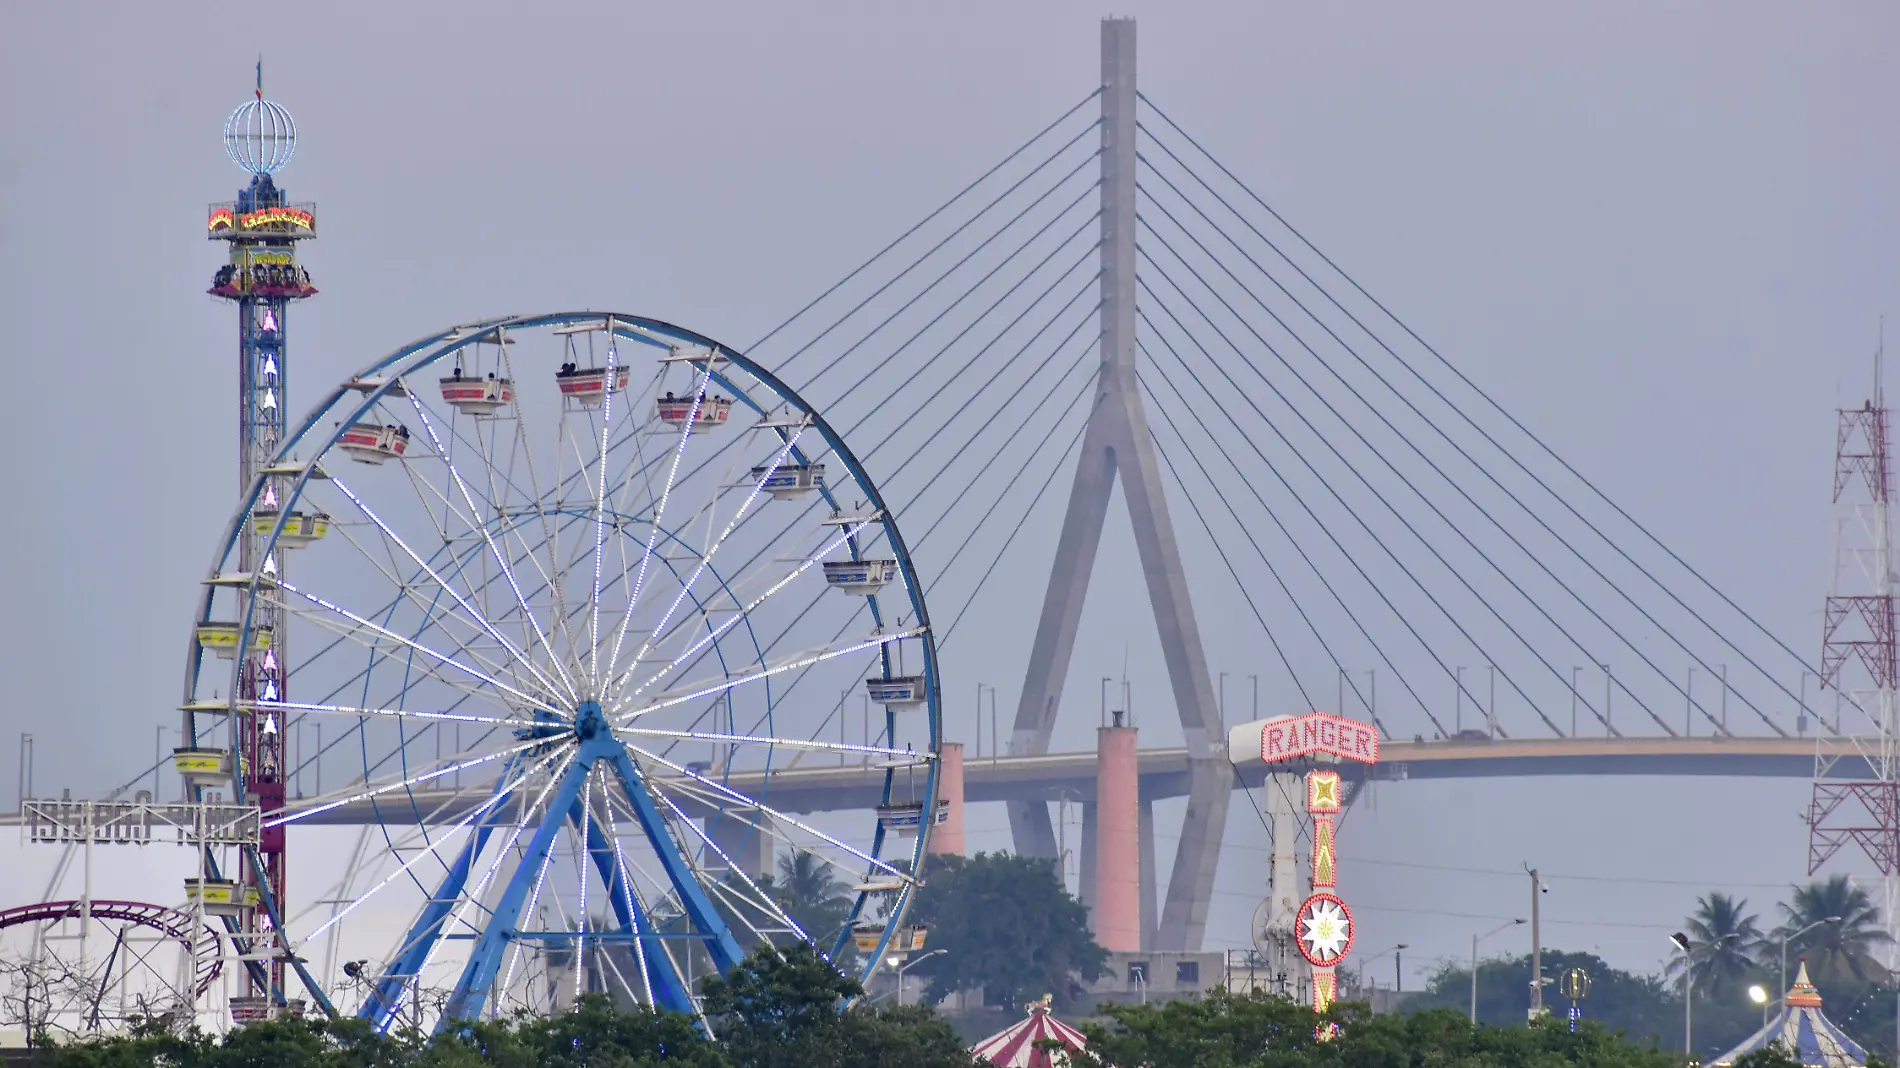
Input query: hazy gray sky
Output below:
<box><xmin>2</xmin><ymin>0</ymin><xmax>1898</xmax><ymax>991</ymax></box>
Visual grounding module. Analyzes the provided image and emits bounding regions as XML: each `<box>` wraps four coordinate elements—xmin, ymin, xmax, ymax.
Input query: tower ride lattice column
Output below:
<box><xmin>206</xmin><ymin>69</ymin><xmax>314</xmax><ymax>1005</ymax></box>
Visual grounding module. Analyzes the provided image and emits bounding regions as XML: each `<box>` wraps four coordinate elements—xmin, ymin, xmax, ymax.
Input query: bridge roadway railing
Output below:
<box><xmin>1</xmin><ymin>736</ymin><xmax>1853</xmax><ymax>829</ymax></box>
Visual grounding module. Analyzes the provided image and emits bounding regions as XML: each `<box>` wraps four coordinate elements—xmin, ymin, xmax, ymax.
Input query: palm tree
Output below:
<box><xmin>1669</xmin><ymin>893</ymin><xmax>1764</xmax><ymax>996</ymax></box>
<box><xmin>1776</xmin><ymin>874</ymin><xmax>1892</xmax><ymax>988</ymax></box>
<box><xmin>773</xmin><ymin>849</ymin><xmax>853</xmax><ymax>945</ymax></box>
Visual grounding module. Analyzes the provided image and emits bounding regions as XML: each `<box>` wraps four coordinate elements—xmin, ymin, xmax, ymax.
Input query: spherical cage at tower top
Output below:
<box><xmin>224</xmin><ymin>98</ymin><xmax>296</xmax><ymax>174</ymax></box>
<box><xmin>180</xmin><ymin>311</ymin><xmax>944</xmax><ymax>1028</ymax></box>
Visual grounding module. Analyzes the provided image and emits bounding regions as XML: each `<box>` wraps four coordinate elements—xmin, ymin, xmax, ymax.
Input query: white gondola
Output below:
<box><xmin>852</xmin><ymin>877</ymin><xmax>908</xmax><ymax>894</ymax></box>
<box><xmin>656</xmin><ymin>393</ymin><xmax>733</xmax><ymax>432</ymax></box>
<box><xmin>196</xmin><ymin>622</ymin><xmax>273</xmax><ymax>660</ymax></box>
<box><xmin>752</xmin><ymin>462</ymin><xmax>823</xmax><ymax>500</ymax></box>
<box><xmin>250</xmin><ymin>509</ymin><xmax>330</xmax><ymax>548</ymax></box>
<box><xmin>439</xmin><ymin>373</ymin><xmax>515</xmax><ymax>415</ymax></box>
<box><xmin>171</xmin><ymin>747</ymin><xmax>232</xmax><ymax>787</ymax></box>
<box><xmin>875</xmin><ymin>800</ymin><xmax>949</xmax><ymax>836</ymax></box>
<box><xmin>823</xmin><ymin>559</ymin><xmax>897</xmax><ymax>595</ymax></box>
<box><xmin>554</xmin><ymin>365</ymin><xmax>630</xmax><ymax>406</ymax></box>
<box><xmin>865</xmin><ymin>675</ymin><xmax>925</xmax><ymax>706</ymax></box>
<box><xmin>337</xmin><ymin>422</ymin><xmax>410</xmax><ymax>464</ymax></box>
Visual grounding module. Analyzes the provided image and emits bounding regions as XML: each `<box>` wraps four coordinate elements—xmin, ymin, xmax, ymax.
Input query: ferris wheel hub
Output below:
<box><xmin>572</xmin><ymin>700</ymin><xmax>607</xmax><ymax>740</ymax></box>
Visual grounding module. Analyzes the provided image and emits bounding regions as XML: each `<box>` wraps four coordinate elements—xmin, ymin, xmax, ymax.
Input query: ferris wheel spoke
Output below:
<box><xmin>301</xmin><ymin>743</ymin><xmax>571</xmax><ymax>946</ymax></box>
<box><xmin>331</xmin><ymin>476</ymin><xmax>574</xmax><ymax>707</ymax></box>
<box><xmin>627</xmin><ymin>743</ymin><xmax>911</xmax><ymax>882</ymax></box>
<box><xmin>585</xmin><ymin>343</ymin><xmax>631</xmax><ymax>692</ymax></box>
<box><xmin>239</xmin><ymin>700</ymin><xmax>525</xmax><ymax>727</ymax></box>
<box><xmin>615</xmin><ymin>627</ymin><xmax>922</xmax><ymax>724</ymax></box>
<box><xmin>599</xmin><ymin>424</ymin><xmax>672</xmax><ymax>701</ymax></box>
<box><xmin>370</xmin><ymin>745</ymin><xmax>580</xmax><ymax>1025</ymax></box>
<box><xmin>273</xmin><ymin>581</ymin><xmax>555</xmax><ymax>711</ymax></box>
<box><xmin>269</xmin><ymin>734</ymin><xmax>553</xmax><ymax>828</ymax></box>
<box><xmin>612</xmin><ymin>367</ymin><xmax>716</xmax><ymax>691</ymax></box>
<box><xmin>498</xmin><ymin>385</ymin><xmax>589</xmax><ymax>682</ymax></box>
<box><xmin>609</xmin><ymin>427</ymin><xmax>809</xmax><ymax>697</ymax></box>
<box><xmin>615</xmin><ymin>725</ymin><xmax>914</xmax><ymax>760</ymax></box>
<box><xmin>405</xmin><ymin>393</ymin><xmax>583</xmax><ymax>704</ymax></box>
<box><xmin>647</xmin><ymin>787</ymin><xmax>814</xmax><ymax>946</ymax></box>
<box><xmin>605</xmin><ymin>519</ymin><xmax>874</xmax><ymax>706</ymax></box>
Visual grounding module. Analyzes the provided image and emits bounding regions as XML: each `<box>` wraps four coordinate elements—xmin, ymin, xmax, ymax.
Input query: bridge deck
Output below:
<box><xmin>0</xmin><ymin>736</ymin><xmax>1846</xmax><ymax>829</ymax></box>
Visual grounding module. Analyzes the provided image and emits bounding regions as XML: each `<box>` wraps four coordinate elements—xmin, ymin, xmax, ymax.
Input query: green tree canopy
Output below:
<box><xmin>1075</xmin><ymin>988</ymin><xmax>1686</xmax><ymax>1068</ymax></box>
<box><xmin>700</xmin><ymin>943</ymin><xmax>968</xmax><ymax>1068</ymax></box>
<box><xmin>903</xmin><ymin>851</ymin><xmax>1106</xmax><ymax>1011</ymax></box>
<box><xmin>1672</xmin><ymin>891</ymin><xmax>1767</xmax><ymax>998</ymax></box>
<box><xmin>1777</xmin><ymin>874</ymin><xmax>1893</xmax><ymax>989</ymax></box>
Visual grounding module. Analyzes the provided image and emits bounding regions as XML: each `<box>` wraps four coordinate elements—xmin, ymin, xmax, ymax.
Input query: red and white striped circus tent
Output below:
<box><xmin>971</xmin><ymin>995</ymin><xmax>1089</xmax><ymax>1068</ymax></box>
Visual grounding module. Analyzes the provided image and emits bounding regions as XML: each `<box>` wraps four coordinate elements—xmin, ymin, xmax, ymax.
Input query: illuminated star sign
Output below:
<box><xmin>1296</xmin><ymin>893</ymin><xmax>1354</xmax><ymax>967</ymax></box>
<box><xmin>1307</xmin><ymin>770</ymin><xmax>1342</xmax><ymax>813</ymax></box>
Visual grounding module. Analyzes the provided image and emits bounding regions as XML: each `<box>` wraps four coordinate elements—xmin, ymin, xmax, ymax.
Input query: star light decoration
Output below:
<box><xmin>1296</xmin><ymin>892</ymin><xmax>1354</xmax><ymax>968</ymax></box>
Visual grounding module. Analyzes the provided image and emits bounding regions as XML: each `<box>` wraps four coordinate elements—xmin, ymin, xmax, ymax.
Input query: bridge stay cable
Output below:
<box><xmin>1140</xmin><ymin>407</ymin><xmax>1331</xmax><ymax>726</ymax></box>
<box><xmin>1135</xmin><ymin>138</ymin><xmax>1782</xmax><ymax>739</ymax></box>
<box><xmin>753</xmin><ymin>88</ymin><xmax>1101</xmax><ymax>362</ymax></box>
<box><xmin>1137</xmin><ymin>193</ymin><xmax>1740</xmax><ymax>739</ymax></box>
<box><xmin>1139</xmin><ymin>360</ymin><xmax>1429</xmax><ymax>739</ymax></box>
<box><xmin>1138</xmin><ymin>265</ymin><xmax>1591</xmax><ymax>738</ymax></box>
<box><xmin>1135</xmin><ymin>93</ymin><xmax>1816</xmax><ymax>728</ymax></box>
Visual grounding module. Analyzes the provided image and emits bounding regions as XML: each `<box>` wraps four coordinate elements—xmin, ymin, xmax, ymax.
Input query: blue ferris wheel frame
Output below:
<box><xmin>181</xmin><ymin>312</ymin><xmax>945</xmax><ymax>1024</ymax></box>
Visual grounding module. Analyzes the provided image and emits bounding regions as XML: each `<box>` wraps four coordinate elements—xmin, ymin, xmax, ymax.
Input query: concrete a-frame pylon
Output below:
<box><xmin>1006</xmin><ymin>17</ymin><xmax>1232</xmax><ymax>952</ymax></box>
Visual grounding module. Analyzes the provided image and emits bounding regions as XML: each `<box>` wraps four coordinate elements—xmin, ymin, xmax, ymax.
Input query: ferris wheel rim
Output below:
<box><xmin>181</xmin><ymin>311</ymin><xmax>944</xmax><ymax>1023</ymax></box>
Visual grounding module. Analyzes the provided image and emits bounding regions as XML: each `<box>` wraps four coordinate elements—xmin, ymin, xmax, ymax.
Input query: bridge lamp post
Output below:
<box><xmin>1249</xmin><ymin>674</ymin><xmax>1258</xmax><ymax>721</ymax></box>
<box><xmin>1599</xmin><ymin>663</ymin><xmax>1612</xmax><ymax>736</ymax></box>
<box><xmin>1470</xmin><ymin>919</ymin><xmax>1525</xmax><ymax>1022</ymax></box>
<box><xmin>1719</xmin><ymin>664</ymin><xmax>1729</xmax><ymax>731</ymax></box>
<box><xmin>1686</xmin><ymin>667</ymin><xmax>1696</xmax><ymax>736</ymax></box>
<box><xmin>1778</xmin><ymin>916</ymin><xmax>1842</xmax><ymax>1011</ymax></box>
<box><xmin>1570</xmin><ymin>667</ymin><xmax>1581</xmax><ymax>736</ymax></box>
<box><xmin>1456</xmin><ymin>666</ymin><xmax>1466</xmax><ymax>733</ymax></box>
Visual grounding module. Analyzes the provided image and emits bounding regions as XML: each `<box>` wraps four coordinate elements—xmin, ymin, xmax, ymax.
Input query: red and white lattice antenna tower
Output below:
<box><xmin>1808</xmin><ymin>332</ymin><xmax>1899</xmax><ymax>989</ymax></box>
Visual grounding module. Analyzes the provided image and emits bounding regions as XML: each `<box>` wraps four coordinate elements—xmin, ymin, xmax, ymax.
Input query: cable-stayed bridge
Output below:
<box><xmin>654</xmin><ymin>20</ymin><xmax>1842</xmax><ymax>952</ymax></box>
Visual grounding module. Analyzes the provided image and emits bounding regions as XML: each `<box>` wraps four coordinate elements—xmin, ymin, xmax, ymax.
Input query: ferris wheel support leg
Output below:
<box><xmin>601</xmin><ymin>744</ymin><xmax>746</xmax><ymax>974</ymax></box>
<box><xmin>362</xmin><ymin>758</ymin><xmax>521</xmax><ymax>1031</ymax></box>
<box><xmin>443</xmin><ymin>753</ymin><xmax>593</xmax><ymax>1023</ymax></box>
<box><xmin>567</xmin><ymin>799</ymin><xmax>692</xmax><ymax>1014</ymax></box>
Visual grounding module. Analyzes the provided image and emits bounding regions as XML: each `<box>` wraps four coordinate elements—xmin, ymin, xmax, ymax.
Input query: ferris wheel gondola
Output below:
<box><xmin>180</xmin><ymin>312</ymin><xmax>942</xmax><ymax>1030</ymax></box>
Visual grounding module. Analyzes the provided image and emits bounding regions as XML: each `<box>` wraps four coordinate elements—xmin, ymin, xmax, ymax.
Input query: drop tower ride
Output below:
<box><xmin>204</xmin><ymin>64</ymin><xmax>315</xmax><ymax>1010</ymax></box>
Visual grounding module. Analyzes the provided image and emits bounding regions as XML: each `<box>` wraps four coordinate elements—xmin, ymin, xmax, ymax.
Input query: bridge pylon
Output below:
<box><xmin>1005</xmin><ymin>17</ymin><xmax>1231</xmax><ymax>952</ymax></box>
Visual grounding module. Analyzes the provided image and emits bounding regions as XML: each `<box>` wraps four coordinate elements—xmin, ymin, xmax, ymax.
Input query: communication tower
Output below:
<box><xmin>201</xmin><ymin>63</ymin><xmax>315</xmax><ymax>1011</ymax></box>
<box><xmin>1808</xmin><ymin>340</ymin><xmax>1899</xmax><ymax>1042</ymax></box>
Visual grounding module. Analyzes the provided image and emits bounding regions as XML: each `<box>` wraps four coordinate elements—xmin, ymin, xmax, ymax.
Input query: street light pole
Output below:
<box><xmin>1471</xmin><ymin>919</ymin><xmax>1525</xmax><ymax>1023</ymax></box>
<box><xmin>892</xmin><ymin>949</ymin><xmax>948</xmax><ymax>1007</ymax></box>
<box><xmin>1526</xmin><ymin>865</ymin><xmax>1545</xmax><ymax>1017</ymax></box>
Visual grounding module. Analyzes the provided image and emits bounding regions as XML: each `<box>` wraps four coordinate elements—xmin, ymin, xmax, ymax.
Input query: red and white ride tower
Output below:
<box><xmin>204</xmin><ymin>64</ymin><xmax>315</xmax><ymax>1009</ymax></box>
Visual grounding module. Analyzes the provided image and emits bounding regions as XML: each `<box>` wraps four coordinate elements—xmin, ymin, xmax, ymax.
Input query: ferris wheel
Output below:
<box><xmin>178</xmin><ymin>313</ymin><xmax>943</xmax><ymax>1028</ymax></box>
